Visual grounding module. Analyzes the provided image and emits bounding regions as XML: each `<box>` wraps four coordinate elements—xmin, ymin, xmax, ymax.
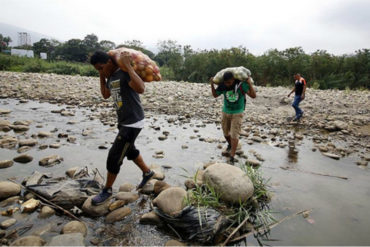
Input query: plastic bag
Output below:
<box><xmin>154</xmin><ymin>206</ymin><xmax>229</xmax><ymax>244</ymax></box>
<box><xmin>108</xmin><ymin>47</ymin><xmax>161</xmax><ymax>82</ymax></box>
<box><xmin>213</xmin><ymin>66</ymin><xmax>251</xmax><ymax>84</ymax></box>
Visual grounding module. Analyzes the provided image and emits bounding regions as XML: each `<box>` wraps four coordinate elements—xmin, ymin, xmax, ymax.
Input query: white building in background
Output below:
<box><xmin>11</xmin><ymin>48</ymin><xmax>34</xmax><ymax>58</ymax></box>
<box><xmin>40</xmin><ymin>52</ymin><xmax>47</xmax><ymax>59</ymax></box>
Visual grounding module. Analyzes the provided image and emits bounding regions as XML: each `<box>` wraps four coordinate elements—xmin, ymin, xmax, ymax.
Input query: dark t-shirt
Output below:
<box><xmin>295</xmin><ymin>77</ymin><xmax>306</xmax><ymax>96</ymax></box>
<box><xmin>106</xmin><ymin>70</ymin><xmax>144</xmax><ymax>126</ymax></box>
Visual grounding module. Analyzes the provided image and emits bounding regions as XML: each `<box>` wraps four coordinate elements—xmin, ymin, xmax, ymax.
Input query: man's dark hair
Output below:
<box><xmin>223</xmin><ymin>71</ymin><xmax>234</xmax><ymax>81</ymax></box>
<box><xmin>90</xmin><ymin>51</ymin><xmax>110</xmax><ymax>65</ymax></box>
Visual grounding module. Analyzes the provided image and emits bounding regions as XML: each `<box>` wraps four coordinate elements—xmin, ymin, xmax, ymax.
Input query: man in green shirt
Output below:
<box><xmin>210</xmin><ymin>71</ymin><xmax>256</xmax><ymax>163</ymax></box>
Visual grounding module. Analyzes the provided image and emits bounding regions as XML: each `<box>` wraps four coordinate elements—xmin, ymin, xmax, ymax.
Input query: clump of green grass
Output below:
<box><xmin>185</xmin><ymin>163</ymin><xmax>276</xmax><ymax>243</ymax></box>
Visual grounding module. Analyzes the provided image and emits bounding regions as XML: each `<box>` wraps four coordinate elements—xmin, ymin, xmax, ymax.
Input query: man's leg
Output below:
<box><xmin>292</xmin><ymin>96</ymin><xmax>302</xmax><ymax>120</ymax></box>
<box><xmin>229</xmin><ymin>113</ymin><xmax>243</xmax><ymax>163</ymax></box>
<box><xmin>133</xmin><ymin>154</ymin><xmax>150</xmax><ymax>173</ymax></box>
<box><xmin>221</xmin><ymin>112</ymin><xmax>232</xmax><ymax>153</ymax></box>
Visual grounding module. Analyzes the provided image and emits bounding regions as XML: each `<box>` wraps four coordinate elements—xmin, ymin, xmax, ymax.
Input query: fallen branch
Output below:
<box><xmin>7</xmin><ymin>178</ymin><xmax>81</xmax><ymax>222</ymax></box>
<box><xmin>280</xmin><ymin>166</ymin><xmax>348</xmax><ymax>180</ymax></box>
<box><xmin>222</xmin><ymin>217</ymin><xmax>249</xmax><ymax>246</ymax></box>
<box><xmin>229</xmin><ymin>209</ymin><xmax>312</xmax><ymax>244</ymax></box>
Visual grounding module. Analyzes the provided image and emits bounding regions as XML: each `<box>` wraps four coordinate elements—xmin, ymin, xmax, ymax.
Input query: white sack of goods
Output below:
<box><xmin>213</xmin><ymin>66</ymin><xmax>253</xmax><ymax>84</ymax></box>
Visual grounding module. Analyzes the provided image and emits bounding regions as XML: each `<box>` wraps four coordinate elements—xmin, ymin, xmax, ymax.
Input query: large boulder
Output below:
<box><xmin>115</xmin><ymin>192</ymin><xmax>139</xmax><ymax>203</ymax></box>
<box><xmin>153</xmin><ymin>187</ymin><xmax>187</xmax><ymax>216</ymax></box>
<box><xmin>203</xmin><ymin>163</ymin><xmax>254</xmax><ymax>204</ymax></box>
<box><xmin>82</xmin><ymin>196</ymin><xmax>111</xmax><ymax>217</ymax></box>
<box><xmin>0</xmin><ymin>181</ymin><xmax>21</xmax><ymax>200</ymax></box>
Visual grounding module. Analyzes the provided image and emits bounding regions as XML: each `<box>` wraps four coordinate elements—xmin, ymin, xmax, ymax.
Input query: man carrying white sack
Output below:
<box><xmin>210</xmin><ymin>71</ymin><xmax>256</xmax><ymax>164</ymax></box>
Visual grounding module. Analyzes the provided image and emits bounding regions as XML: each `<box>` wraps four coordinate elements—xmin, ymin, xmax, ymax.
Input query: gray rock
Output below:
<box><xmin>246</xmin><ymin>159</ymin><xmax>261</xmax><ymax>168</ymax></box>
<box><xmin>0</xmin><ymin>160</ymin><xmax>13</xmax><ymax>169</ymax></box>
<box><xmin>49</xmin><ymin>143</ymin><xmax>61</xmax><ymax>149</ymax></box>
<box><xmin>82</xmin><ymin>196</ymin><xmax>111</xmax><ymax>217</ymax></box>
<box><xmin>251</xmin><ymin>136</ymin><xmax>264</xmax><ymax>143</ymax></box>
<box><xmin>39</xmin><ymin>206</ymin><xmax>55</xmax><ymax>218</ymax></box>
<box><xmin>203</xmin><ymin>163</ymin><xmax>254</xmax><ymax>204</ymax></box>
<box><xmin>153</xmin><ymin>187</ymin><xmax>187</xmax><ymax>216</ymax></box>
<box><xmin>105</xmin><ymin>207</ymin><xmax>132</xmax><ymax>223</ymax></box>
<box><xmin>13</xmin><ymin>154</ymin><xmax>33</xmax><ymax>163</ymax></box>
<box><xmin>10</xmin><ymin>236</ymin><xmax>46</xmax><ymax>246</ymax></box>
<box><xmin>39</xmin><ymin>155</ymin><xmax>63</xmax><ymax>167</ymax></box>
<box><xmin>0</xmin><ymin>181</ymin><xmax>21</xmax><ymax>200</ymax></box>
<box><xmin>0</xmin><ymin>109</ymin><xmax>11</xmax><ymax>115</ymax></box>
<box><xmin>11</xmin><ymin>125</ymin><xmax>30</xmax><ymax>132</ymax></box>
<box><xmin>115</xmin><ymin>192</ymin><xmax>139</xmax><ymax>203</ymax></box>
<box><xmin>158</xmin><ymin>135</ymin><xmax>167</xmax><ymax>141</ymax></box>
<box><xmin>62</xmin><ymin>221</ymin><xmax>87</xmax><ymax>237</ymax></box>
<box><xmin>0</xmin><ymin>218</ymin><xmax>17</xmax><ymax>229</ymax></box>
<box><xmin>47</xmin><ymin>233</ymin><xmax>84</xmax><ymax>246</ymax></box>
<box><xmin>154</xmin><ymin>180</ymin><xmax>171</xmax><ymax>195</ymax></box>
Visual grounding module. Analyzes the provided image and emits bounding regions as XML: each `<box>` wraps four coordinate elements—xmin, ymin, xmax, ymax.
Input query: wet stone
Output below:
<box><xmin>18</xmin><ymin>139</ymin><xmax>38</xmax><ymax>147</ymax></box>
<box><xmin>0</xmin><ymin>218</ymin><xmax>17</xmax><ymax>229</ymax></box>
<box><xmin>39</xmin><ymin>155</ymin><xmax>63</xmax><ymax>167</ymax></box>
<box><xmin>109</xmin><ymin>200</ymin><xmax>127</xmax><ymax>211</ymax></box>
<box><xmin>39</xmin><ymin>206</ymin><xmax>55</xmax><ymax>218</ymax></box>
<box><xmin>47</xmin><ymin>233</ymin><xmax>84</xmax><ymax>246</ymax></box>
<box><xmin>21</xmin><ymin>198</ymin><xmax>40</xmax><ymax>213</ymax></box>
<box><xmin>62</xmin><ymin>221</ymin><xmax>87</xmax><ymax>237</ymax></box>
<box><xmin>13</xmin><ymin>154</ymin><xmax>33</xmax><ymax>163</ymax></box>
<box><xmin>49</xmin><ymin>143</ymin><xmax>61</xmax><ymax>149</ymax></box>
<box><xmin>17</xmin><ymin>146</ymin><xmax>32</xmax><ymax>153</ymax></box>
<box><xmin>105</xmin><ymin>206</ymin><xmax>132</xmax><ymax>224</ymax></box>
<box><xmin>322</xmin><ymin>152</ymin><xmax>340</xmax><ymax>160</ymax></box>
<box><xmin>38</xmin><ymin>131</ymin><xmax>52</xmax><ymax>138</ymax></box>
<box><xmin>119</xmin><ymin>183</ymin><xmax>135</xmax><ymax>192</ymax></box>
<box><xmin>0</xmin><ymin>160</ymin><xmax>13</xmax><ymax>169</ymax></box>
<box><xmin>10</xmin><ymin>236</ymin><xmax>46</xmax><ymax>246</ymax></box>
<box><xmin>139</xmin><ymin>211</ymin><xmax>162</xmax><ymax>225</ymax></box>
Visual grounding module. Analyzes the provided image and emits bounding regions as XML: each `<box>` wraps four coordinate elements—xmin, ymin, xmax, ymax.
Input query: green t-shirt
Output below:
<box><xmin>216</xmin><ymin>81</ymin><xmax>250</xmax><ymax>114</ymax></box>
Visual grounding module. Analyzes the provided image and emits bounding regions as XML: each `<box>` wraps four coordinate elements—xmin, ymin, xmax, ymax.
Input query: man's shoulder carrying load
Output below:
<box><xmin>213</xmin><ymin>66</ymin><xmax>252</xmax><ymax>84</ymax></box>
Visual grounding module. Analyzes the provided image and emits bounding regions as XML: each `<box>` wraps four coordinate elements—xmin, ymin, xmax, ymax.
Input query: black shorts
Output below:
<box><xmin>106</xmin><ymin>126</ymin><xmax>141</xmax><ymax>175</ymax></box>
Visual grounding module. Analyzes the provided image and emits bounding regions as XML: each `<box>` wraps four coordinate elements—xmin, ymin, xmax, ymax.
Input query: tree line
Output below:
<box><xmin>2</xmin><ymin>33</ymin><xmax>369</xmax><ymax>89</ymax></box>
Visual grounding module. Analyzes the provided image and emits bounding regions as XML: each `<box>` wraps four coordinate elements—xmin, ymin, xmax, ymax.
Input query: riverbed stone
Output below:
<box><xmin>322</xmin><ymin>152</ymin><xmax>340</xmax><ymax>160</ymax></box>
<box><xmin>10</xmin><ymin>235</ymin><xmax>46</xmax><ymax>246</ymax></box>
<box><xmin>0</xmin><ymin>218</ymin><xmax>17</xmax><ymax>229</ymax></box>
<box><xmin>39</xmin><ymin>155</ymin><xmax>63</xmax><ymax>167</ymax></box>
<box><xmin>109</xmin><ymin>200</ymin><xmax>127</xmax><ymax>211</ymax></box>
<box><xmin>0</xmin><ymin>181</ymin><xmax>21</xmax><ymax>200</ymax></box>
<box><xmin>21</xmin><ymin>198</ymin><xmax>40</xmax><ymax>213</ymax></box>
<box><xmin>47</xmin><ymin>233</ymin><xmax>84</xmax><ymax>246</ymax></box>
<box><xmin>62</xmin><ymin>221</ymin><xmax>87</xmax><ymax>237</ymax></box>
<box><xmin>11</xmin><ymin>125</ymin><xmax>30</xmax><ymax>132</ymax></box>
<box><xmin>105</xmin><ymin>206</ymin><xmax>131</xmax><ymax>223</ymax></box>
<box><xmin>153</xmin><ymin>187</ymin><xmax>187</xmax><ymax>216</ymax></box>
<box><xmin>0</xmin><ymin>160</ymin><xmax>13</xmax><ymax>169</ymax></box>
<box><xmin>82</xmin><ymin>196</ymin><xmax>111</xmax><ymax>217</ymax></box>
<box><xmin>0</xmin><ymin>196</ymin><xmax>20</xmax><ymax>207</ymax></box>
<box><xmin>154</xmin><ymin>180</ymin><xmax>171</xmax><ymax>195</ymax></box>
<box><xmin>39</xmin><ymin>206</ymin><xmax>55</xmax><ymax>218</ymax></box>
<box><xmin>139</xmin><ymin>211</ymin><xmax>162</xmax><ymax>225</ymax></box>
<box><xmin>38</xmin><ymin>131</ymin><xmax>52</xmax><ymax>138</ymax></box>
<box><xmin>165</xmin><ymin>240</ymin><xmax>187</xmax><ymax>246</ymax></box>
<box><xmin>115</xmin><ymin>192</ymin><xmax>139</xmax><ymax>203</ymax></box>
<box><xmin>119</xmin><ymin>183</ymin><xmax>135</xmax><ymax>192</ymax></box>
<box><xmin>203</xmin><ymin>163</ymin><xmax>254</xmax><ymax>204</ymax></box>
<box><xmin>13</xmin><ymin>154</ymin><xmax>33</xmax><ymax>163</ymax></box>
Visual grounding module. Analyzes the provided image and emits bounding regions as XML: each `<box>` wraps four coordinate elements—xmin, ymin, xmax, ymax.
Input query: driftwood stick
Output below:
<box><xmin>280</xmin><ymin>166</ymin><xmax>348</xmax><ymax>180</ymax></box>
<box><xmin>229</xmin><ymin>209</ymin><xmax>312</xmax><ymax>244</ymax></box>
<box><xmin>222</xmin><ymin>217</ymin><xmax>249</xmax><ymax>246</ymax></box>
<box><xmin>7</xmin><ymin>178</ymin><xmax>81</xmax><ymax>222</ymax></box>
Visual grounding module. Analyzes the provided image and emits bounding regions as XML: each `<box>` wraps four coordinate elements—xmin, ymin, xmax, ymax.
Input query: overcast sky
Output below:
<box><xmin>1</xmin><ymin>0</ymin><xmax>369</xmax><ymax>55</ymax></box>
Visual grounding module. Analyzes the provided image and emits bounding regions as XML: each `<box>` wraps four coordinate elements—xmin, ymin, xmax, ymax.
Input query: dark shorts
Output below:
<box><xmin>106</xmin><ymin>126</ymin><xmax>141</xmax><ymax>175</ymax></box>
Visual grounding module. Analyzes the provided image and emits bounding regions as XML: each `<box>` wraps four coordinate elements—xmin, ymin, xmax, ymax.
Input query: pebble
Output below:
<box><xmin>0</xmin><ymin>160</ymin><xmax>13</xmax><ymax>169</ymax></box>
<box><xmin>13</xmin><ymin>154</ymin><xmax>33</xmax><ymax>163</ymax></box>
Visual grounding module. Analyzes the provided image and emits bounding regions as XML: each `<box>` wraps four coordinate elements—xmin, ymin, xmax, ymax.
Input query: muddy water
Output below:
<box><xmin>1</xmin><ymin>98</ymin><xmax>370</xmax><ymax>246</ymax></box>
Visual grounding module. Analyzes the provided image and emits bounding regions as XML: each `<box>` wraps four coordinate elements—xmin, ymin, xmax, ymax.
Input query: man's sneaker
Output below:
<box><xmin>137</xmin><ymin>170</ymin><xmax>155</xmax><ymax>189</ymax></box>
<box><xmin>91</xmin><ymin>187</ymin><xmax>112</xmax><ymax>206</ymax></box>
<box><xmin>228</xmin><ymin>156</ymin><xmax>238</xmax><ymax>165</ymax></box>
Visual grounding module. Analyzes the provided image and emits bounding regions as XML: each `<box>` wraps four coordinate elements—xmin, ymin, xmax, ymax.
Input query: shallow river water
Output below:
<box><xmin>0</xmin><ymin>98</ymin><xmax>369</xmax><ymax>246</ymax></box>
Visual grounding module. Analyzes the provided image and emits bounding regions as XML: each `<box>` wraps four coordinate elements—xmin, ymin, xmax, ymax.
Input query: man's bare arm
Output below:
<box><xmin>210</xmin><ymin>77</ymin><xmax>219</xmax><ymax>98</ymax></box>
<box><xmin>100</xmin><ymin>73</ymin><xmax>111</xmax><ymax>99</ymax></box>
<box><xmin>246</xmin><ymin>77</ymin><xmax>256</xmax><ymax>98</ymax></box>
<box><xmin>119</xmin><ymin>52</ymin><xmax>145</xmax><ymax>94</ymax></box>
